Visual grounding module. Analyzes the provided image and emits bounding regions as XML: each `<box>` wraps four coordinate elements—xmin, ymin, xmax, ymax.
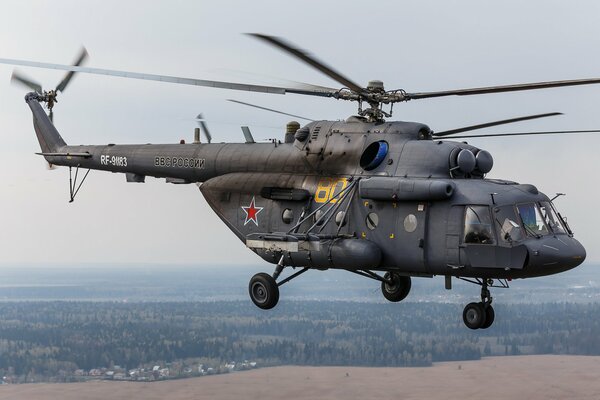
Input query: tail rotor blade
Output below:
<box><xmin>55</xmin><ymin>47</ymin><xmax>88</xmax><ymax>93</ymax></box>
<box><xmin>11</xmin><ymin>71</ymin><xmax>42</xmax><ymax>93</ymax></box>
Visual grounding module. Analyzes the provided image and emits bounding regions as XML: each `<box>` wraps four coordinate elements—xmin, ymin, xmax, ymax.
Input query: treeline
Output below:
<box><xmin>0</xmin><ymin>301</ymin><xmax>600</xmax><ymax>381</ymax></box>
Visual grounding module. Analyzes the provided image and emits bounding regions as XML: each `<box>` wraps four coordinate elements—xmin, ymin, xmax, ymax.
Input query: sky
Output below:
<box><xmin>0</xmin><ymin>0</ymin><xmax>599</xmax><ymax>266</ymax></box>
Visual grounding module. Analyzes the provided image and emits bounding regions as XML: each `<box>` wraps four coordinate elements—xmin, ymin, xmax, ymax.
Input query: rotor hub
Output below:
<box><xmin>367</xmin><ymin>80</ymin><xmax>385</xmax><ymax>93</ymax></box>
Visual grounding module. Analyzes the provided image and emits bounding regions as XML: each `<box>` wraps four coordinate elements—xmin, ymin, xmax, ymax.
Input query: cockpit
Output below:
<box><xmin>455</xmin><ymin>196</ymin><xmax>584</xmax><ymax>276</ymax></box>
<box><xmin>464</xmin><ymin>201</ymin><xmax>570</xmax><ymax>245</ymax></box>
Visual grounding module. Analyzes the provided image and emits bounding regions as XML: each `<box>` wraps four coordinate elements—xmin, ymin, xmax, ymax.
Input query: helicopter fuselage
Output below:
<box><xmin>28</xmin><ymin>94</ymin><xmax>585</xmax><ymax>283</ymax></box>
<box><xmin>10</xmin><ymin>30</ymin><xmax>597</xmax><ymax>329</ymax></box>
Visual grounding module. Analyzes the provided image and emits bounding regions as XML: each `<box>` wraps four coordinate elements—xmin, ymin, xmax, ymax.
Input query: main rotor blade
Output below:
<box><xmin>407</xmin><ymin>78</ymin><xmax>600</xmax><ymax>100</ymax></box>
<box><xmin>212</xmin><ymin>68</ymin><xmax>338</xmax><ymax>92</ymax></box>
<box><xmin>248</xmin><ymin>33</ymin><xmax>364</xmax><ymax>94</ymax></box>
<box><xmin>433</xmin><ymin>112</ymin><xmax>563</xmax><ymax>137</ymax></box>
<box><xmin>0</xmin><ymin>57</ymin><xmax>338</xmax><ymax>98</ymax></box>
<box><xmin>55</xmin><ymin>47</ymin><xmax>88</xmax><ymax>93</ymax></box>
<box><xmin>228</xmin><ymin>99</ymin><xmax>315</xmax><ymax>122</ymax></box>
<box><xmin>447</xmin><ymin>129</ymin><xmax>600</xmax><ymax>139</ymax></box>
<box><xmin>11</xmin><ymin>71</ymin><xmax>42</xmax><ymax>93</ymax></box>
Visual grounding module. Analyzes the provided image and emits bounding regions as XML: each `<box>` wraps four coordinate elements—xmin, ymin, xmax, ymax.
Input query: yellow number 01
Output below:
<box><xmin>315</xmin><ymin>178</ymin><xmax>348</xmax><ymax>204</ymax></box>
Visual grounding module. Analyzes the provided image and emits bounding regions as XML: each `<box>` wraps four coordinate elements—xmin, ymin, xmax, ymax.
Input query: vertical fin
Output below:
<box><xmin>25</xmin><ymin>93</ymin><xmax>67</xmax><ymax>153</ymax></box>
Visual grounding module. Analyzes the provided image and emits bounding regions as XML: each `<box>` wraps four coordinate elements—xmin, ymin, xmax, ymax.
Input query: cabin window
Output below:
<box><xmin>404</xmin><ymin>214</ymin><xmax>418</xmax><ymax>233</ymax></box>
<box><xmin>335</xmin><ymin>211</ymin><xmax>347</xmax><ymax>227</ymax></box>
<box><xmin>282</xmin><ymin>209</ymin><xmax>294</xmax><ymax>224</ymax></box>
<box><xmin>463</xmin><ymin>206</ymin><xmax>495</xmax><ymax>244</ymax></box>
<box><xmin>366</xmin><ymin>212</ymin><xmax>379</xmax><ymax>230</ymax></box>
<box><xmin>314</xmin><ymin>210</ymin><xmax>325</xmax><ymax>226</ymax></box>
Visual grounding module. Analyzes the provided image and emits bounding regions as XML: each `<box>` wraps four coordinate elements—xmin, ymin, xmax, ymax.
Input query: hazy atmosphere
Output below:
<box><xmin>1</xmin><ymin>0</ymin><xmax>600</xmax><ymax>266</ymax></box>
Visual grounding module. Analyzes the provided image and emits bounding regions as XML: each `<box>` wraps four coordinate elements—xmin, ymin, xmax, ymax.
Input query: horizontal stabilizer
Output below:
<box><xmin>166</xmin><ymin>177</ymin><xmax>191</xmax><ymax>184</ymax></box>
<box><xmin>36</xmin><ymin>152</ymin><xmax>91</xmax><ymax>158</ymax></box>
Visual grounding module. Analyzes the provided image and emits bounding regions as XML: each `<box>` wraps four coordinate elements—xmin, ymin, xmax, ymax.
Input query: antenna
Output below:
<box><xmin>241</xmin><ymin>126</ymin><xmax>255</xmax><ymax>144</ymax></box>
<box><xmin>195</xmin><ymin>114</ymin><xmax>212</xmax><ymax>143</ymax></box>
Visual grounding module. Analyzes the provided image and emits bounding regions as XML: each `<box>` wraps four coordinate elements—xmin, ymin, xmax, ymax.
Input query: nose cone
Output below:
<box><xmin>525</xmin><ymin>236</ymin><xmax>586</xmax><ymax>277</ymax></box>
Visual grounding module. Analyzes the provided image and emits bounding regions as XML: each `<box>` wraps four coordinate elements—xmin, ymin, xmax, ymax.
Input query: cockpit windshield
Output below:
<box><xmin>539</xmin><ymin>201</ymin><xmax>567</xmax><ymax>234</ymax></box>
<box><xmin>517</xmin><ymin>203</ymin><xmax>549</xmax><ymax>236</ymax></box>
<box><xmin>494</xmin><ymin>202</ymin><xmax>568</xmax><ymax>243</ymax></box>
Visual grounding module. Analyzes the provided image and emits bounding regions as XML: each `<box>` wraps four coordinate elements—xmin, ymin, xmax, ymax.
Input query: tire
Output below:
<box><xmin>480</xmin><ymin>304</ymin><xmax>495</xmax><ymax>329</ymax></box>
<box><xmin>381</xmin><ymin>272</ymin><xmax>411</xmax><ymax>302</ymax></box>
<box><xmin>249</xmin><ymin>273</ymin><xmax>279</xmax><ymax>310</ymax></box>
<box><xmin>463</xmin><ymin>302</ymin><xmax>487</xmax><ymax>330</ymax></box>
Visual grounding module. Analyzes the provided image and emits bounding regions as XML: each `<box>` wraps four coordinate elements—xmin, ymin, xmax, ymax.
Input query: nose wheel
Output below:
<box><xmin>463</xmin><ymin>302</ymin><xmax>494</xmax><ymax>330</ymax></box>
<box><xmin>461</xmin><ymin>279</ymin><xmax>496</xmax><ymax>330</ymax></box>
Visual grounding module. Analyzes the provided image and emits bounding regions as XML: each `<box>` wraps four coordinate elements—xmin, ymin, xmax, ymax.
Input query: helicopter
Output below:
<box><xmin>1</xmin><ymin>34</ymin><xmax>597</xmax><ymax>329</ymax></box>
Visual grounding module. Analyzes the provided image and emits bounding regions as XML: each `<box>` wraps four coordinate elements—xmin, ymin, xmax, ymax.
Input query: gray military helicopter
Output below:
<box><xmin>1</xmin><ymin>34</ymin><xmax>596</xmax><ymax>329</ymax></box>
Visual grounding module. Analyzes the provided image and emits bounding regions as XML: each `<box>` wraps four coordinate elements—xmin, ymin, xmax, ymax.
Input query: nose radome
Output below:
<box><xmin>525</xmin><ymin>236</ymin><xmax>586</xmax><ymax>276</ymax></box>
<box><xmin>570</xmin><ymin>238</ymin><xmax>587</xmax><ymax>267</ymax></box>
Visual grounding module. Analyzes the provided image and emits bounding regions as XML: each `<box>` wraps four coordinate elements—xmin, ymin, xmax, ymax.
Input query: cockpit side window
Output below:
<box><xmin>494</xmin><ymin>205</ymin><xmax>523</xmax><ymax>243</ymax></box>
<box><xmin>463</xmin><ymin>206</ymin><xmax>495</xmax><ymax>244</ymax></box>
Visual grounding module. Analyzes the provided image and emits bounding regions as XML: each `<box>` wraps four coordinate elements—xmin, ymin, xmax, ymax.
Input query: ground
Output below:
<box><xmin>0</xmin><ymin>355</ymin><xmax>598</xmax><ymax>400</ymax></box>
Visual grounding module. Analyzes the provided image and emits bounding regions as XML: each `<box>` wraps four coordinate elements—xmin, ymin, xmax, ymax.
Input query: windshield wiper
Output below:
<box><xmin>518</xmin><ymin>215</ymin><xmax>541</xmax><ymax>239</ymax></box>
<box><xmin>557</xmin><ymin>212</ymin><xmax>573</xmax><ymax>235</ymax></box>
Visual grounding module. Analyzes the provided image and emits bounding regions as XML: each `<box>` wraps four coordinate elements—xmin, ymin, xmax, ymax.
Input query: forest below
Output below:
<box><xmin>0</xmin><ymin>300</ymin><xmax>599</xmax><ymax>382</ymax></box>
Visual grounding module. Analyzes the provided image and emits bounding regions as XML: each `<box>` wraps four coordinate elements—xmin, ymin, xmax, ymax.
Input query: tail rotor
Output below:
<box><xmin>10</xmin><ymin>47</ymin><xmax>88</xmax><ymax>122</ymax></box>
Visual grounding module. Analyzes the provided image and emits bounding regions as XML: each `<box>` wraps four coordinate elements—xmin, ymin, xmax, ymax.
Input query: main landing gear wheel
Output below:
<box><xmin>249</xmin><ymin>273</ymin><xmax>279</xmax><ymax>310</ymax></box>
<box><xmin>481</xmin><ymin>304</ymin><xmax>495</xmax><ymax>329</ymax></box>
<box><xmin>462</xmin><ymin>279</ymin><xmax>496</xmax><ymax>329</ymax></box>
<box><xmin>463</xmin><ymin>302</ymin><xmax>486</xmax><ymax>330</ymax></box>
<box><xmin>381</xmin><ymin>272</ymin><xmax>411</xmax><ymax>302</ymax></box>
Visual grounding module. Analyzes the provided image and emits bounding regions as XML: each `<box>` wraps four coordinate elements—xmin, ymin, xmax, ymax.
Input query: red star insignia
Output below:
<box><xmin>242</xmin><ymin>196</ymin><xmax>264</xmax><ymax>226</ymax></box>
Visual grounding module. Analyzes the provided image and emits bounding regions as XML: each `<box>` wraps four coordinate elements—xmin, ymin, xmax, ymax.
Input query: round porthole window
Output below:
<box><xmin>282</xmin><ymin>208</ymin><xmax>294</xmax><ymax>224</ymax></box>
<box><xmin>360</xmin><ymin>141</ymin><xmax>389</xmax><ymax>171</ymax></box>
<box><xmin>366</xmin><ymin>212</ymin><xmax>379</xmax><ymax>230</ymax></box>
<box><xmin>404</xmin><ymin>214</ymin><xmax>418</xmax><ymax>233</ymax></box>
<box><xmin>314</xmin><ymin>209</ymin><xmax>325</xmax><ymax>226</ymax></box>
<box><xmin>335</xmin><ymin>211</ymin><xmax>347</xmax><ymax>227</ymax></box>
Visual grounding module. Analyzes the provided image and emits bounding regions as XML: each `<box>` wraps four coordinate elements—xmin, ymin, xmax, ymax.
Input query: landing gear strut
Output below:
<box><xmin>461</xmin><ymin>278</ymin><xmax>498</xmax><ymax>330</ymax></box>
<box><xmin>381</xmin><ymin>272</ymin><xmax>411</xmax><ymax>302</ymax></box>
<box><xmin>346</xmin><ymin>269</ymin><xmax>412</xmax><ymax>303</ymax></box>
<box><xmin>248</xmin><ymin>265</ymin><xmax>412</xmax><ymax>309</ymax></box>
<box><xmin>248</xmin><ymin>257</ymin><xmax>309</xmax><ymax>310</ymax></box>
